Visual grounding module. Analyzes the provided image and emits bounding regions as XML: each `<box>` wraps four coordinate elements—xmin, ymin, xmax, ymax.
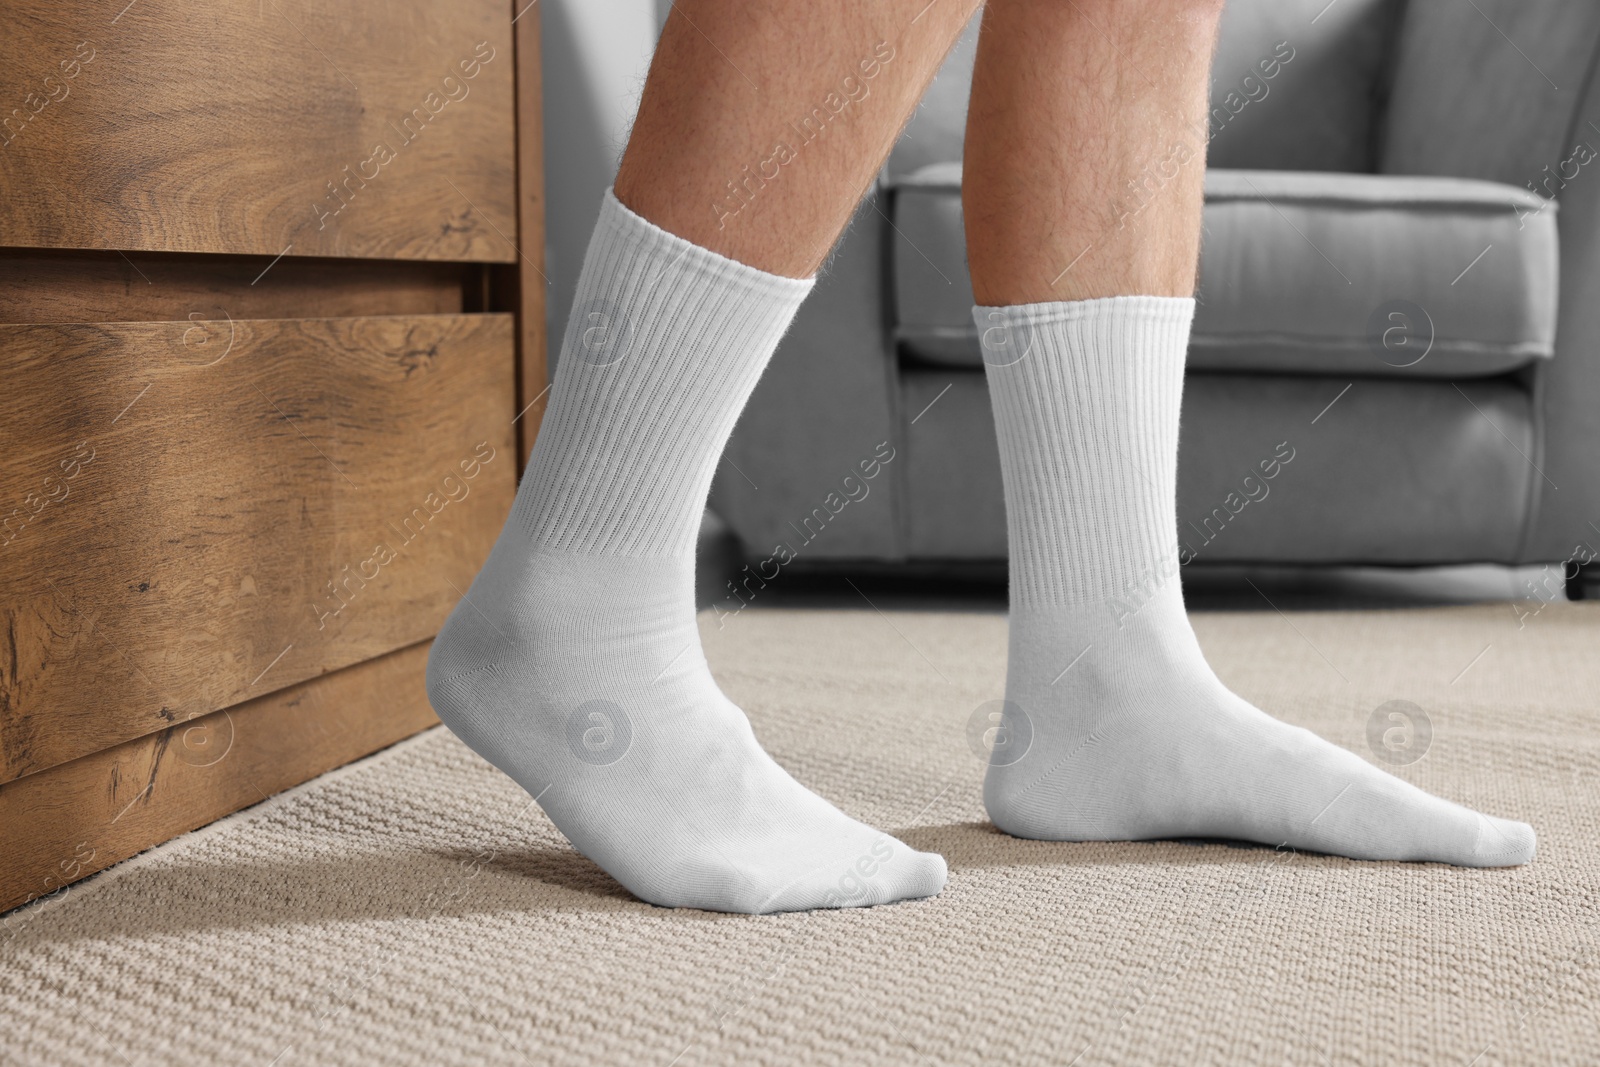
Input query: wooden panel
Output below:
<box><xmin>0</xmin><ymin>314</ymin><xmax>514</xmax><ymax>782</ymax></box>
<box><xmin>514</xmin><ymin>1</ymin><xmax>552</xmax><ymax>467</ymax></box>
<box><xmin>0</xmin><ymin>640</ymin><xmax>438</xmax><ymax>916</ymax></box>
<box><xmin>0</xmin><ymin>1</ymin><xmax>516</xmax><ymax>262</ymax></box>
<box><xmin>0</xmin><ymin>250</ymin><xmax>471</xmax><ymax>325</ymax></box>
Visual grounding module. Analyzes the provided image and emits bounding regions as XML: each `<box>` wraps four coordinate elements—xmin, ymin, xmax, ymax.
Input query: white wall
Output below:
<box><xmin>539</xmin><ymin>0</ymin><xmax>664</xmax><ymax>372</ymax></box>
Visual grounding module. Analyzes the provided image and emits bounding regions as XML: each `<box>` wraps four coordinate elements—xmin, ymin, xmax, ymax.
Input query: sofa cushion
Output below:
<box><xmin>891</xmin><ymin>165</ymin><xmax>1557</xmax><ymax>378</ymax></box>
<box><xmin>1205</xmin><ymin>0</ymin><xmax>1400</xmax><ymax>173</ymax></box>
<box><xmin>1381</xmin><ymin>0</ymin><xmax>1600</xmax><ymax>186</ymax></box>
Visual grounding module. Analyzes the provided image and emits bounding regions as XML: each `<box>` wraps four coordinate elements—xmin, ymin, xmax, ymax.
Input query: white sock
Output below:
<box><xmin>975</xmin><ymin>295</ymin><xmax>1535</xmax><ymax>866</ymax></box>
<box><xmin>426</xmin><ymin>190</ymin><xmax>947</xmax><ymax>913</ymax></box>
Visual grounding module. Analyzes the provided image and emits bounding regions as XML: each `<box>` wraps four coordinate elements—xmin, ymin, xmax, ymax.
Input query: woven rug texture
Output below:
<box><xmin>3</xmin><ymin>601</ymin><xmax>1596</xmax><ymax>1066</ymax></box>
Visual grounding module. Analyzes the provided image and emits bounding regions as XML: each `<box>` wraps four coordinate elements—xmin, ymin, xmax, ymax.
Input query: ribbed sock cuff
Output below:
<box><xmin>517</xmin><ymin>189</ymin><xmax>814</xmax><ymax>556</ymax></box>
<box><xmin>975</xmin><ymin>295</ymin><xmax>1195</xmax><ymax>606</ymax></box>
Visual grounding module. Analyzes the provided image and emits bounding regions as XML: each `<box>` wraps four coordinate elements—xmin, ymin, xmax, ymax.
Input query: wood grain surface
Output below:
<box><xmin>0</xmin><ymin>0</ymin><xmax>517</xmax><ymax>261</ymax></box>
<box><xmin>0</xmin><ymin>314</ymin><xmax>515</xmax><ymax>782</ymax></box>
<box><xmin>0</xmin><ymin>250</ymin><xmax>473</xmax><ymax>325</ymax></box>
<box><xmin>0</xmin><ymin>640</ymin><xmax>439</xmax><ymax>915</ymax></box>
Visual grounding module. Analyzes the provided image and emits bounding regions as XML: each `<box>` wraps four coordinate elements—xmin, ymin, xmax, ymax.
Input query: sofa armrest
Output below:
<box><xmin>1376</xmin><ymin>1</ymin><xmax>1600</xmax><ymax>562</ymax></box>
<box><xmin>1524</xmin><ymin>129</ymin><xmax>1600</xmax><ymax>563</ymax></box>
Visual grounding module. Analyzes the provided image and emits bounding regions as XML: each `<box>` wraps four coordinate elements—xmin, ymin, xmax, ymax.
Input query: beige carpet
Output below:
<box><xmin>4</xmin><ymin>600</ymin><xmax>1598</xmax><ymax>1066</ymax></box>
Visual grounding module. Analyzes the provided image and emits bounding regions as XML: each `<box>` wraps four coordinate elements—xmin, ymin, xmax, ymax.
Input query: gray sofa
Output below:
<box><xmin>711</xmin><ymin>0</ymin><xmax>1600</xmax><ymax>593</ymax></box>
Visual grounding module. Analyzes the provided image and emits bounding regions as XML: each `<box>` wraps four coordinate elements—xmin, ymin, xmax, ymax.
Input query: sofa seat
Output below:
<box><xmin>901</xmin><ymin>368</ymin><xmax>1537</xmax><ymax>563</ymax></box>
<box><xmin>892</xmin><ymin>163</ymin><xmax>1557</xmax><ymax>379</ymax></box>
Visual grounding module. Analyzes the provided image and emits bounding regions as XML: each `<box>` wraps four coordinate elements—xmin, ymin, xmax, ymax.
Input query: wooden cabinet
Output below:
<box><xmin>0</xmin><ymin>1</ymin><xmax>517</xmax><ymax>261</ymax></box>
<box><xmin>0</xmin><ymin>0</ymin><xmax>548</xmax><ymax>912</ymax></box>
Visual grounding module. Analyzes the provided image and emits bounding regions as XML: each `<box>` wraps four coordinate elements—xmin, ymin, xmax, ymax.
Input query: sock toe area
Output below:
<box><xmin>752</xmin><ymin>838</ymin><xmax>949</xmax><ymax>915</ymax></box>
<box><xmin>1473</xmin><ymin>814</ymin><xmax>1536</xmax><ymax>867</ymax></box>
<box><xmin>885</xmin><ymin>848</ymin><xmax>950</xmax><ymax>905</ymax></box>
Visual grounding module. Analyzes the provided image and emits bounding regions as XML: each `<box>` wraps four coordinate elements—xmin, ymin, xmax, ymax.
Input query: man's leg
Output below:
<box><xmin>427</xmin><ymin>0</ymin><xmax>978</xmax><ymax>914</ymax></box>
<box><xmin>965</xmin><ymin>0</ymin><xmax>1207</xmax><ymax>303</ymax></box>
<box><xmin>965</xmin><ymin>0</ymin><xmax>1535</xmax><ymax>865</ymax></box>
<box><xmin>615</xmin><ymin>3</ymin><xmax>970</xmax><ymax>278</ymax></box>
